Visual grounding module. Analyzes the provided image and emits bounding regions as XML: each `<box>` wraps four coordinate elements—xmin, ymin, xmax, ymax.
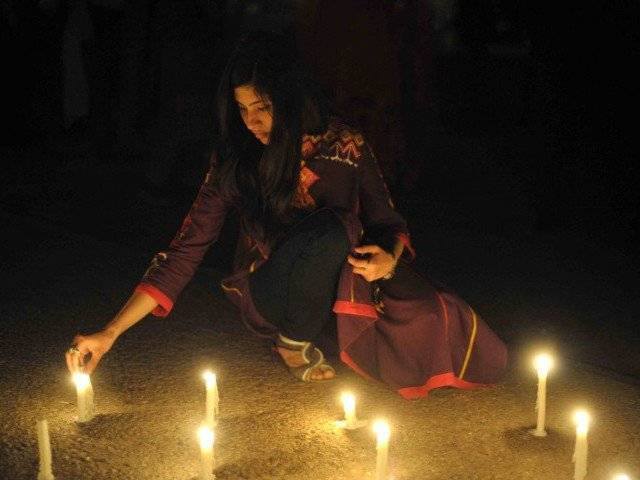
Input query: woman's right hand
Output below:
<box><xmin>65</xmin><ymin>328</ymin><xmax>118</xmax><ymax>375</ymax></box>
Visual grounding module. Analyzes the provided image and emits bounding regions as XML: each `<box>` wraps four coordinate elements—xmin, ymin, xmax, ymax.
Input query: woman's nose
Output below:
<box><xmin>246</xmin><ymin>110</ymin><xmax>262</xmax><ymax>127</ymax></box>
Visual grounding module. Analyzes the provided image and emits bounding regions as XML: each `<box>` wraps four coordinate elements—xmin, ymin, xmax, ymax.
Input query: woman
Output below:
<box><xmin>66</xmin><ymin>32</ymin><xmax>507</xmax><ymax>396</ymax></box>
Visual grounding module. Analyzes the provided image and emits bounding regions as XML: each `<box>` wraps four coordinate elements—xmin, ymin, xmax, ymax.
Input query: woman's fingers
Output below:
<box><xmin>65</xmin><ymin>349</ymin><xmax>83</xmax><ymax>374</ymax></box>
<box><xmin>351</xmin><ymin>255</ymin><xmax>395</xmax><ymax>282</ymax></box>
<box><xmin>353</xmin><ymin>244</ymin><xmax>383</xmax><ymax>255</ymax></box>
<box><xmin>65</xmin><ymin>350</ymin><xmax>77</xmax><ymax>373</ymax></box>
<box><xmin>347</xmin><ymin>255</ymin><xmax>369</xmax><ymax>268</ymax></box>
<box><xmin>351</xmin><ymin>266</ymin><xmax>376</xmax><ymax>282</ymax></box>
<box><xmin>350</xmin><ymin>245</ymin><xmax>397</xmax><ymax>281</ymax></box>
<box><xmin>65</xmin><ymin>329</ymin><xmax>117</xmax><ymax>374</ymax></box>
<box><xmin>83</xmin><ymin>352</ymin><xmax>101</xmax><ymax>375</ymax></box>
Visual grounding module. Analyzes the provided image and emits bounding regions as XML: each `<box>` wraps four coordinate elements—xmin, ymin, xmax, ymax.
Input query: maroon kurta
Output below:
<box><xmin>137</xmin><ymin>119</ymin><xmax>507</xmax><ymax>399</ymax></box>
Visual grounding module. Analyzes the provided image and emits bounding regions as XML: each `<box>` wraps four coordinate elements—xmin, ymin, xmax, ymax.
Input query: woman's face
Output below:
<box><xmin>234</xmin><ymin>85</ymin><xmax>273</xmax><ymax>145</ymax></box>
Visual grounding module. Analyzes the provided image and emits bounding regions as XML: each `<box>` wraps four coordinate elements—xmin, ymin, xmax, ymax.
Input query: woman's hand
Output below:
<box><xmin>347</xmin><ymin>244</ymin><xmax>397</xmax><ymax>282</ymax></box>
<box><xmin>65</xmin><ymin>328</ymin><xmax>118</xmax><ymax>375</ymax></box>
<box><xmin>64</xmin><ymin>290</ymin><xmax>159</xmax><ymax>374</ymax></box>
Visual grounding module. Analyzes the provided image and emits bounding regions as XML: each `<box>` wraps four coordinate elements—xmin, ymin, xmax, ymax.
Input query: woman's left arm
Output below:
<box><xmin>348</xmin><ymin>140</ymin><xmax>414</xmax><ymax>281</ymax></box>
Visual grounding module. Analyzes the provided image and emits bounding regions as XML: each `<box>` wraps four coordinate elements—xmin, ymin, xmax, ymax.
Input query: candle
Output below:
<box><xmin>532</xmin><ymin>353</ymin><xmax>553</xmax><ymax>437</ymax></box>
<box><xmin>36</xmin><ymin>419</ymin><xmax>55</xmax><ymax>480</ymax></box>
<box><xmin>202</xmin><ymin>371</ymin><xmax>219</xmax><ymax>427</ymax></box>
<box><xmin>373</xmin><ymin>420</ymin><xmax>390</xmax><ymax>480</ymax></box>
<box><xmin>197</xmin><ymin>425</ymin><xmax>215</xmax><ymax>480</ymax></box>
<box><xmin>573</xmin><ymin>410</ymin><xmax>590</xmax><ymax>480</ymax></box>
<box><xmin>342</xmin><ymin>392</ymin><xmax>357</xmax><ymax>428</ymax></box>
<box><xmin>335</xmin><ymin>392</ymin><xmax>367</xmax><ymax>430</ymax></box>
<box><xmin>72</xmin><ymin>372</ymin><xmax>94</xmax><ymax>423</ymax></box>
<box><xmin>612</xmin><ymin>475</ymin><xmax>630</xmax><ymax>480</ymax></box>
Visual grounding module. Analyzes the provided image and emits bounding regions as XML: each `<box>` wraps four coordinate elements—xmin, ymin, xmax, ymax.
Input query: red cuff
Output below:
<box><xmin>333</xmin><ymin>300</ymin><xmax>378</xmax><ymax>318</ymax></box>
<box><xmin>135</xmin><ymin>283</ymin><xmax>174</xmax><ymax>317</ymax></box>
<box><xmin>395</xmin><ymin>232</ymin><xmax>416</xmax><ymax>259</ymax></box>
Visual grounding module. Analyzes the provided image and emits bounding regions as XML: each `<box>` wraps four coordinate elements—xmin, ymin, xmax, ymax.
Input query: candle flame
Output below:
<box><xmin>612</xmin><ymin>475</ymin><xmax>630</xmax><ymax>480</ymax></box>
<box><xmin>341</xmin><ymin>392</ymin><xmax>355</xmax><ymax>411</ymax></box>
<box><xmin>202</xmin><ymin>371</ymin><xmax>216</xmax><ymax>389</ymax></box>
<box><xmin>574</xmin><ymin>409</ymin><xmax>591</xmax><ymax>430</ymax></box>
<box><xmin>373</xmin><ymin>420</ymin><xmax>390</xmax><ymax>443</ymax></box>
<box><xmin>198</xmin><ymin>425</ymin><xmax>214</xmax><ymax>449</ymax></box>
<box><xmin>72</xmin><ymin>372</ymin><xmax>91</xmax><ymax>390</ymax></box>
<box><xmin>533</xmin><ymin>353</ymin><xmax>553</xmax><ymax>374</ymax></box>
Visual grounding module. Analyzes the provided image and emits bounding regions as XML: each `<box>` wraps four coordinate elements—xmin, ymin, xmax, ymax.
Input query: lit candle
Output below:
<box><xmin>373</xmin><ymin>420</ymin><xmax>390</xmax><ymax>480</ymax></box>
<box><xmin>573</xmin><ymin>410</ymin><xmax>590</xmax><ymax>480</ymax></box>
<box><xmin>72</xmin><ymin>372</ymin><xmax>94</xmax><ymax>423</ymax></box>
<box><xmin>335</xmin><ymin>392</ymin><xmax>367</xmax><ymax>430</ymax></box>
<box><xmin>532</xmin><ymin>353</ymin><xmax>553</xmax><ymax>437</ymax></box>
<box><xmin>342</xmin><ymin>392</ymin><xmax>357</xmax><ymax>428</ymax></box>
<box><xmin>202</xmin><ymin>371</ymin><xmax>219</xmax><ymax>428</ymax></box>
<box><xmin>612</xmin><ymin>474</ymin><xmax>630</xmax><ymax>480</ymax></box>
<box><xmin>197</xmin><ymin>425</ymin><xmax>215</xmax><ymax>480</ymax></box>
<box><xmin>36</xmin><ymin>419</ymin><xmax>55</xmax><ymax>480</ymax></box>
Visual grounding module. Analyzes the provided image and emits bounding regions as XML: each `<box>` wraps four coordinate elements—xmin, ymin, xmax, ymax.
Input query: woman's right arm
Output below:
<box><xmin>66</xmin><ymin>290</ymin><xmax>158</xmax><ymax>374</ymax></box>
<box><xmin>66</xmin><ymin>156</ymin><xmax>230</xmax><ymax>374</ymax></box>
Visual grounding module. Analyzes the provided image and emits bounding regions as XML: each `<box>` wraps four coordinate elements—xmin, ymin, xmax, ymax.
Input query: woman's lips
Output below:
<box><xmin>252</xmin><ymin>131</ymin><xmax>268</xmax><ymax>142</ymax></box>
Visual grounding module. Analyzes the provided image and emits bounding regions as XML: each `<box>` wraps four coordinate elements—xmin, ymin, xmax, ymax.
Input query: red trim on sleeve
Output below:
<box><xmin>395</xmin><ymin>232</ymin><xmax>416</xmax><ymax>259</ymax></box>
<box><xmin>333</xmin><ymin>300</ymin><xmax>378</xmax><ymax>319</ymax></box>
<box><xmin>397</xmin><ymin>372</ymin><xmax>488</xmax><ymax>400</ymax></box>
<box><xmin>135</xmin><ymin>283</ymin><xmax>174</xmax><ymax>317</ymax></box>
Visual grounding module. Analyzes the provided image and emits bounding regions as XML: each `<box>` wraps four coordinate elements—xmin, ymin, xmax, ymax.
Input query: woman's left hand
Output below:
<box><xmin>347</xmin><ymin>244</ymin><xmax>396</xmax><ymax>282</ymax></box>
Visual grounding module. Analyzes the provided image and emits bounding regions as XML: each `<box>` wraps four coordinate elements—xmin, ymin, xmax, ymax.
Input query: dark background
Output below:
<box><xmin>1</xmin><ymin>0</ymin><xmax>638</xmax><ymax>377</ymax></box>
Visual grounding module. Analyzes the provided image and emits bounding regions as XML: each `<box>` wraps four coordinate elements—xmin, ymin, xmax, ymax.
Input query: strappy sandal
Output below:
<box><xmin>275</xmin><ymin>333</ymin><xmax>336</xmax><ymax>382</ymax></box>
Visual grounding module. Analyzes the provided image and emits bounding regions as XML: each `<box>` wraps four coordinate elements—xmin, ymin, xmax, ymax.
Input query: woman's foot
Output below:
<box><xmin>277</xmin><ymin>346</ymin><xmax>335</xmax><ymax>381</ymax></box>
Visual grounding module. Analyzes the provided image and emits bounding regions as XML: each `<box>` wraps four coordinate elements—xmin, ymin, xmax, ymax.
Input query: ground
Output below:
<box><xmin>1</xmin><ymin>159</ymin><xmax>639</xmax><ymax>479</ymax></box>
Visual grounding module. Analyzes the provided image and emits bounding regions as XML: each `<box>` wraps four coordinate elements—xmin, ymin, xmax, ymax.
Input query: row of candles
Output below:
<box><xmin>33</xmin><ymin>355</ymin><xmax>635</xmax><ymax>479</ymax></box>
<box><xmin>532</xmin><ymin>353</ymin><xmax>633</xmax><ymax>480</ymax></box>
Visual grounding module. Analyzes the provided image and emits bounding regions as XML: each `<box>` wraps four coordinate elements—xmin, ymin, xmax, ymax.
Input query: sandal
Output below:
<box><xmin>275</xmin><ymin>333</ymin><xmax>336</xmax><ymax>382</ymax></box>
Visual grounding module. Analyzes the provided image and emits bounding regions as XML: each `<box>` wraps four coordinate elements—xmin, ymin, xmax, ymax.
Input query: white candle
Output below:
<box><xmin>373</xmin><ymin>420</ymin><xmax>390</xmax><ymax>480</ymax></box>
<box><xmin>573</xmin><ymin>410</ymin><xmax>590</xmax><ymax>480</ymax></box>
<box><xmin>202</xmin><ymin>371</ymin><xmax>219</xmax><ymax>427</ymax></box>
<box><xmin>335</xmin><ymin>391</ymin><xmax>366</xmax><ymax>430</ymax></box>
<box><xmin>72</xmin><ymin>373</ymin><xmax>94</xmax><ymax>423</ymax></box>
<box><xmin>198</xmin><ymin>425</ymin><xmax>215</xmax><ymax>480</ymax></box>
<box><xmin>36</xmin><ymin>419</ymin><xmax>55</xmax><ymax>480</ymax></box>
<box><xmin>532</xmin><ymin>353</ymin><xmax>553</xmax><ymax>437</ymax></box>
<box><xmin>342</xmin><ymin>392</ymin><xmax>357</xmax><ymax>428</ymax></box>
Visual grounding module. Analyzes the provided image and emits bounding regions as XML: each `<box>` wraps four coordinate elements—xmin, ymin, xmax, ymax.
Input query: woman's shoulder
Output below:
<box><xmin>322</xmin><ymin>117</ymin><xmax>366</xmax><ymax>145</ymax></box>
<box><xmin>303</xmin><ymin>117</ymin><xmax>368</xmax><ymax>165</ymax></box>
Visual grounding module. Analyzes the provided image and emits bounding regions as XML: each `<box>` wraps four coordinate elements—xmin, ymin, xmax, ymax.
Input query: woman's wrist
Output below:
<box><xmin>101</xmin><ymin>318</ymin><xmax>127</xmax><ymax>342</ymax></box>
<box><xmin>103</xmin><ymin>324</ymin><xmax>121</xmax><ymax>339</ymax></box>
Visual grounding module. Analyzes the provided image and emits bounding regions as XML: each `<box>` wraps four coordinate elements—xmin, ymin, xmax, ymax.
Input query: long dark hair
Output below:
<box><xmin>214</xmin><ymin>31</ymin><xmax>329</xmax><ymax>245</ymax></box>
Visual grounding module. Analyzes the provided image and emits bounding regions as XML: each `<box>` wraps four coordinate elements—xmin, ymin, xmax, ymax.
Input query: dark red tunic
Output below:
<box><xmin>137</xmin><ymin>119</ymin><xmax>508</xmax><ymax>399</ymax></box>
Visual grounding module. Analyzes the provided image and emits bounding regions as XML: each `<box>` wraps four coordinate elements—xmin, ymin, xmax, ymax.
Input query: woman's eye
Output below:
<box><xmin>259</xmin><ymin>105</ymin><xmax>272</xmax><ymax>112</ymax></box>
